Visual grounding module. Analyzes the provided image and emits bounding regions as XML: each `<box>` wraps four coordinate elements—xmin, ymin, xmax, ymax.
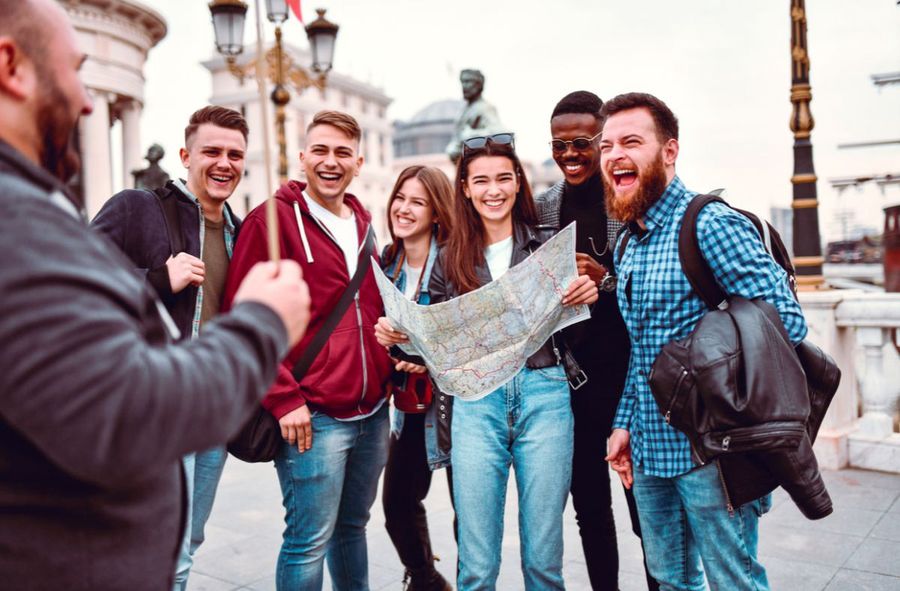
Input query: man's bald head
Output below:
<box><xmin>0</xmin><ymin>0</ymin><xmax>52</xmax><ymax>68</ymax></box>
<box><xmin>0</xmin><ymin>0</ymin><xmax>92</xmax><ymax>180</ymax></box>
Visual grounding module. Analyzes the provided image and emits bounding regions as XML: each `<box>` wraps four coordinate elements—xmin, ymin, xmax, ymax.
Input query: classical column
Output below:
<box><xmin>80</xmin><ymin>91</ymin><xmax>113</xmax><ymax>217</ymax></box>
<box><xmin>789</xmin><ymin>0</ymin><xmax>825</xmax><ymax>288</ymax></box>
<box><xmin>120</xmin><ymin>100</ymin><xmax>143</xmax><ymax>190</ymax></box>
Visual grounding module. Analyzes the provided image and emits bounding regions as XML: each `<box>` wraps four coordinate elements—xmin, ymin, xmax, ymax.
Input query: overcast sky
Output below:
<box><xmin>137</xmin><ymin>0</ymin><xmax>900</xmax><ymax>241</ymax></box>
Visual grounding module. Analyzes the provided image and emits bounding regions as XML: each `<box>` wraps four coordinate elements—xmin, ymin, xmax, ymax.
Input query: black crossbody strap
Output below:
<box><xmin>292</xmin><ymin>226</ymin><xmax>376</xmax><ymax>380</ymax></box>
<box><xmin>154</xmin><ymin>186</ymin><xmax>185</xmax><ymax>255</ymax></box>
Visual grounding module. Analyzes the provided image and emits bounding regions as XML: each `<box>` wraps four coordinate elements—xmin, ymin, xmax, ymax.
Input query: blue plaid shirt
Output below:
<box><xmin>612</xmin><ymin>176</ymin><xmax>807</xmax><ymax>478</ymax></box>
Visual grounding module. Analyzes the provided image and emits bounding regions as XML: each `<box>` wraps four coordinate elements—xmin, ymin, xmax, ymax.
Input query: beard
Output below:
<box><xmin>37</xmin><ymin>79</ymin><xmax>82</xmax><ymax>184</ymax></box>
<box><xmin>604</xmin><ymin>151</ymin><xmax>668</xmax><ymax>223</ymax></box>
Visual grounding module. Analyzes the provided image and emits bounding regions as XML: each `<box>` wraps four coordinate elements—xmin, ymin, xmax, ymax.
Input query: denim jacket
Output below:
<box><xmin>381</xmin><ymin>237</ymin><xmax>450</xmax><ymax>470</ymax></box>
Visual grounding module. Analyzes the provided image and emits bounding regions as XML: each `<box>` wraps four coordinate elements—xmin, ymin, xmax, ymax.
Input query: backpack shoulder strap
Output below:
<box><xmin>153</xmin><ymin>185</ymin><xmax>185</xmax><ymax>255</ymax></box>
<box><xmin>734</xmin><ymin>207</ymin><xmax>798</xmax><ymax>298</ymax></box>
<box><xmin>614</xmin><ymin>224</ymin><xmax>631</xmax><ymax>269</ymax></box>
<box><xmin>679</xmin><ymin>194</ymin><xmax>728</xmax><ymax>311</ymax></box>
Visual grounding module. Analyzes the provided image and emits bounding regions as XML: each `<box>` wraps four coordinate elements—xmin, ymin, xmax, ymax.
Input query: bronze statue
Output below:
<box><xmin>446</xmin><ymin>69</ymin><xmax>503</xmax><ymax>164</ymax></box>
<box><xmin>132</xmin><ymin>143</ymin><xmax>170</xmax><ymax>190</ymax></box>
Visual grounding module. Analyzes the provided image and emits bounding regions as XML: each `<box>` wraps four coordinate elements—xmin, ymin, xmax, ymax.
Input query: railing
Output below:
<box><xmin>801</xmin><ymin>291</ymin><xmax>900</xmax><ymax>473</ymax></box>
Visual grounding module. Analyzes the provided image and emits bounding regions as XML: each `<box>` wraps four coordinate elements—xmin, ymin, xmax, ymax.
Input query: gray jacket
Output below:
<box><xmin>0</xmin><ymin>140</ymin><xmax>288</xmax><ymax>591</ymax></box>
<box><xmin>534</xmin><ymin>180</ymin><xmax>623</xmax><ymax>250</ymax></box>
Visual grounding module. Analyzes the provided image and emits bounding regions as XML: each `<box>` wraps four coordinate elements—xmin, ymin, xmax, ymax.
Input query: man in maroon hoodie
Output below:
<box><xmin>223</xmin><ymin>110</ymin><xmax>392</xmax><ymax>591</ymax></box>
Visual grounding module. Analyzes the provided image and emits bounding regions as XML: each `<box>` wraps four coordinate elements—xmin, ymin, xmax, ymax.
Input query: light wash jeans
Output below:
<box><xmin>451</xmin><ymin>365</ymin><xmax>573</xmax><ymax>591</ymax></box>
<box><xmin>172</xmin><ymin>446</ymin><xmax>228</xmax><ymax>591</ymax></box>
<box><xmin>632</xmin><ymin>462</ymin><xmax>771</xmax><ymax>591</ymax></box>
<box><xmin>274</xmin><ymin>404</ymin><xmax>389</xmax><ymax>591</ymax></box>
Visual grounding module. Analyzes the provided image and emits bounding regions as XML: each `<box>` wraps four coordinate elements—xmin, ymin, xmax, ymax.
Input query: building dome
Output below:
<box><xmin>408</xmin><ymin>99</ymin><xmax>465</xmax><ymax>125</ymax></box>
<box><xmin>393</xmin><ymin>99</ymin><xmax>465</xmax><ymax>158</ymax></box>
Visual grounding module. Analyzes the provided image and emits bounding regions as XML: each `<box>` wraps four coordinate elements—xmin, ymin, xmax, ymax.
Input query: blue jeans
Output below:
<box><xmin>632</xmin><ymin>462</ymin><xmax>771</xmax><ymax>591</ymax></box>
<box><xmin>274</xmin><ymin>404</ymin><xmax>389</xmax><ymax>591</ymax></box>
<box><xmin>172</xmin><ymin>446</ymin><xmax>228</xmax><ymax>591</ymax></box>
<box><xmin>451</xmin><ymin>365</ymin><xmax>573</xmax><ymax>591</ymax></box>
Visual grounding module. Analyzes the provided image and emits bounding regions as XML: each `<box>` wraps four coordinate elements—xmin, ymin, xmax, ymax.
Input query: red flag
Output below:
<box><xmin>287</xmin><ymin>0</ymin><xmax>303</xmax><ymax>22</ymax></box>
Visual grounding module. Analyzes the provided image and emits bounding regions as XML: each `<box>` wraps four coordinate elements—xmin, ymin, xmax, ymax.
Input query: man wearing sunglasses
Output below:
<box><xmin>535</xmin><ymin>91</ymin><xmax>658</xmax><ymax>591</ymax></box>
<box><xmin>446</xmin><ymin>69</ymin><xmax>503</xmax><ymax>164</ymax></box>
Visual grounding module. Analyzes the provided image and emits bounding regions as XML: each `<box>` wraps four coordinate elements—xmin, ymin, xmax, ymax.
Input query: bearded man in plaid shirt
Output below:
<box><xmin>601</xmin><ymin>92</ymin><xmax>806</xmax><ymax>591</ymax></box>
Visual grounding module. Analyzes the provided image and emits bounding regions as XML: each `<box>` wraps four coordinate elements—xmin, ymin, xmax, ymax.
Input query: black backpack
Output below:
<box><xmin>678</xmin><ymin>194</ymin><xmax>797</xmax><ymax>309</ymax></box>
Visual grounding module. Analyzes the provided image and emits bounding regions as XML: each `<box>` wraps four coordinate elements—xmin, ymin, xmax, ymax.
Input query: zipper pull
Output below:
<box><xmin>722</xmin><ymin>436</ymin><xmax>731</xmax><ymax>452</ymax></box>
<box><xmin>664</xmin><ymin>411</ymin><xmax>671</xmax><ymax>424</ymax></box>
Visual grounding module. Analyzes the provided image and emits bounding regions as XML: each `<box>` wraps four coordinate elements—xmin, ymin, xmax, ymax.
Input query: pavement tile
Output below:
<box><xmin>762</xmin><ymin>555</ymin><xmax>837</xmax><ymax>591</ymax></box>
<box><xmin>191</xmin><ymin>461</ymin><xmax>900</xmax><ymax>591</ymax></box>
<box><xmin>186</xmin><ymin>572</ymin><xmax>242</xmax><ymax>591</ymax></box>
<box><xmin>192</xmin><ymin>523</ymin><xmax>258</xmax><ymax>556</ymax></box>
<box><xmin>889</xmin><ymin>495</ymin><xmax>900</xmax><ymax>515</ymax></box>
<box><xmin>758</xmin><ymin>523</ymin><xmax>864</xmax><ymax>566</ymax></box>
<box><xmin>869</xmin><ymin>512</ymin><xmax>900</xmax><ymax>542</ymax></box>
<box><xmin>844</xmin><ymin>538</ymin><xmax>900</xmax><ymax>577</ymax></box>
<box><xmin>244</xmin><ymin>574</ymin><xmax>276</xmax><ymax>591</ymax></box>
<box><xmin>825</xmin><ymin>469</ymin><xmax>900</xmax><ymax>491</ymax></box>
<box><xmin>192</xmin><ymin>534</ymin><xmax>279</xmax><ymax>586</ymax></box>
<box><xmin>821</xmin><ymin>480</ymin><xmax>899</xmax><ymax>513</ymax></box>
<box><xmin>562</xmin><ymin>559</ymin><xmax>593</xmax><ymax>589</ymax></box>
<box><xmin>765</xmin><ymin>499</ymin><xmax>883</xmax><ymax>537</ymax></box>
<box><xmin>619</xmin><ymin>570</ymin><xmax>652</xmax><ymax>591</ymax></box>
<box><xmin>616</xmin><ymin>530</ymin><xmax>650</xmax><ymax>577</ymax></box>
<box><xmin>824</xmin><ymin>569</ymin><xmax>900</xmax><ymax>591</ymax></box>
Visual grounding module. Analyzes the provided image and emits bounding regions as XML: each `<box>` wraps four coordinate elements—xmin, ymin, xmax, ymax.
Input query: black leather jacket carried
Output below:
<box><xmin>426</xmin><ymin>220</ymin><xmax>570</xmax><ymax>459</ymax></box>
<box><xmin>650</xmin><ymin>296</ymin><xmax>840</xmax><ymax>519</ymax></box>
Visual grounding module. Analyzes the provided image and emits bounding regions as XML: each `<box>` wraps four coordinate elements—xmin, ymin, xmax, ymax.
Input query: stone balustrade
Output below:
<box><xmin>802</xmin><ymin>290</ymin><xmax>900</xmax><ymax>473</ymax></box>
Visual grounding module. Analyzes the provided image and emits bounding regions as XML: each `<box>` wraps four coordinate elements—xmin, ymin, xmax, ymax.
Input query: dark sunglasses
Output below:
<box><xmin>549</xmin><ymin>131</ymin><xmax>602</xmax><ymax>153</ymax></box>
<box><xmin>462</xmin><ymin>132</ymin><xmax>516</xmax><ymax>153</ymax></box>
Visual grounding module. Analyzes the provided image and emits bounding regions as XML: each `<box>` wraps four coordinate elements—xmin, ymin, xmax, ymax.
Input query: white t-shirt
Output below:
<box><xmin>403</xmin><ymin>263</ymin><xmax>423</xmax><ymax>300</ymax></box>
<box><xmin>304</xmin><ymin>192</ymin><xmax>359</xmax><ymax>276</ymax></box>
<box><xmin>485</xmin><ymin>235</ymin><xmax>513</xmax><ymax>281</ymax></box>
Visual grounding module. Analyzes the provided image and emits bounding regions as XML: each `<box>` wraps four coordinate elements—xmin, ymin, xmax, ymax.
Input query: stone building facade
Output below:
<box><xmin>62</xmin><ymin>0</ymin><xmax>167</xmax><ymax>216</ymax></box>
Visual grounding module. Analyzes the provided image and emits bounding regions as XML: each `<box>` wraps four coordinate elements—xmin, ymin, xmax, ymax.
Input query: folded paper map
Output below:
<box><xmin>373</xmin><ymin>223</ymin><xmax>589</xmax><ymax>400</ymax></box>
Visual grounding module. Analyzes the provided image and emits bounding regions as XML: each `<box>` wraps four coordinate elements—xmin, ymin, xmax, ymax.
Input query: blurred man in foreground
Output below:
<box><xmin>0</xmin><ymin>1</ymin><xmax>310</xmax><ymax>589</ymax></box>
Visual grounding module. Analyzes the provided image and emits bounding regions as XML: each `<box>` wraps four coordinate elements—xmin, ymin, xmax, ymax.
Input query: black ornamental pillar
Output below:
<box><xmin>789</xmin><ymin>0</ymin><xmax>825</xmax><ymax>288</ymax></box>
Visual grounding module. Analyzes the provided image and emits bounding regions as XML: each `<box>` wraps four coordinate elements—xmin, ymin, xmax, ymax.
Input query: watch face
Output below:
<box><xmin>600</xmin><ymin>273</ymin><xmax>618</xmax><ymax>293</ymax></box>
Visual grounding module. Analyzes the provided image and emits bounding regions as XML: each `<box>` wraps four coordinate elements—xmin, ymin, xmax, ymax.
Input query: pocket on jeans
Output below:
<box><xmin>754</xmin><ymin>493</ymin><xmax>773</xmax><ymax>517</ymax></box>
<box><xmin>533</xmin><ymin>365</ymin><xmax>568</xmax><ymax>382</ymax></box>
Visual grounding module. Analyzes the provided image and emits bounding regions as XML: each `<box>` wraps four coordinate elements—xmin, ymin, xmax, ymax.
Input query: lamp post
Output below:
<box><xmin>208</xmin><ymin>0</ymin><xmax>338</xmax><ymax>185</ymax></box>
<box><xmin>789</xmin><ymin>0</ymin><xmax>825</xmax><ymax>288</ymax></box>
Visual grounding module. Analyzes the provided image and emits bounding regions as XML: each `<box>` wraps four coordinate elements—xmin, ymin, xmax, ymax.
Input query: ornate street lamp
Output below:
<box><xmin>208</xmin><ymin>0</ymin><xmax>339</xmax><ymax>184</ymax></box>
<box><xmin>306</xmin><ymin>9</ymin><xmax>338</xmax><ymax>74</ymax></box>
<box><xmin>210</xmin><ymin>0</ymin><xmax>248</xmax><ymax>57</ymax></box>
<box><xmin>789</xmin><ymin>0</ymin><xmax>825</xmax><ymax>288</ymax></box>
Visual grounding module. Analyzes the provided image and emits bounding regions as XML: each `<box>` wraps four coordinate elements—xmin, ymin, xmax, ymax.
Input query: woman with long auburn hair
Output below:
<box><xmin>377</xmin><ymin>134</ymin><xmax>598</xmax><ymax>590</ymax></box>
<box><xmin>379</xmin><ymin>165</ymin><xmax>455</xmax><ymax>591</ymax></box>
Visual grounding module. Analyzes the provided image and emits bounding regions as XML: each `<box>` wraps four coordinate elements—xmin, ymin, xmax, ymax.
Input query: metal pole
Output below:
<box><xmin>252</xmin><ymin>0</ymin><xmax>280</xmax><ymax>261</ymax></box>
<box><xmin>789</xmin><ymin>0</ymin><xmax>824</xmax><ymax>288</ymax></box>
<box><xmin>271</xmin><ymin>26</ymin><xmax>291</xmax><ymax>186</ymax></box>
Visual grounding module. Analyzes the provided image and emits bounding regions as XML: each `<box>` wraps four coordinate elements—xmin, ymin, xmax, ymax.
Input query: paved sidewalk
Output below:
<box><xmin>188</xmin><ymin>460</ymin><xmax>900</xmax><ymax>590</ymax></box>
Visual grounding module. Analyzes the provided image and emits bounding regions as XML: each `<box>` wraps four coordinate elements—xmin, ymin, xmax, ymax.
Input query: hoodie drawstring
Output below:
<box><xmin>293</xmin><ymin>201</ymin><xmax>315</xmax><ymax>264</ymax></box>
